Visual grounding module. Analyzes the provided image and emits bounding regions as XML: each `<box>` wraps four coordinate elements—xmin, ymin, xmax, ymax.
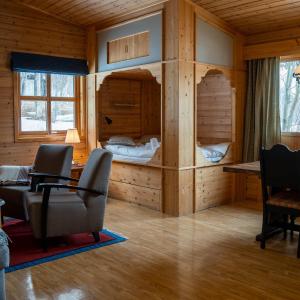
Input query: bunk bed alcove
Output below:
<box><xmin>195</xmin><ymin>67</ymin><xmax>236</xmax><ymax>211</ymax></box>
<box><xmin>96</xmin><ymin>66</ymin><xmax>163</xmax><ymax>211</ymax></box>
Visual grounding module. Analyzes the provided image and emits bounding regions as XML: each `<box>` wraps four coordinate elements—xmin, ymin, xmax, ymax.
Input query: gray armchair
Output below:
<box><xmin>25</xmin><ymin>149</ymin><xmax>113</xmax><ymax>250</ymax></box>
<box><xmin>0</xmin><ymin>144</ymin><xmax>73</xmax><ymax>220</ymax></box>
<box><xmin>0</xmin><ymin>228</ymin><xmax>9</xmax><ymax>300</ymax></box>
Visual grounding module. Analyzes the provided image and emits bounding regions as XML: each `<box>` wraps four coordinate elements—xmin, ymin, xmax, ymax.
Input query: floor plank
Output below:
<box><xmin>6</xmin><ymin>199</ymin><xmax>300</xmax><ymax>300</ymax></box>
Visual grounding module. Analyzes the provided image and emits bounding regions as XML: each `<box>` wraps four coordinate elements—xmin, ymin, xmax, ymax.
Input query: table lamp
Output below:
<box><xmin>65</xmin><ymin>128</ymin><xmax>80</xmax><ymax>165</ymax></box>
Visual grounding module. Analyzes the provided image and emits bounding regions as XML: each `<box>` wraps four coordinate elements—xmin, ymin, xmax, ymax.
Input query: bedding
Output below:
<box><xmin>198</xmin><ymin>143</ymin><xmax>230</xmax><ymax>163</ymax></box>
<box><xmin>104</xmin><ymin>137</ymin><xmax>160</xmax><ymax>162</ymax></box>
<box><xmin>107</xmin><ymin>136</ymin><xmax>136</xmax><ymax>146</ymax></box>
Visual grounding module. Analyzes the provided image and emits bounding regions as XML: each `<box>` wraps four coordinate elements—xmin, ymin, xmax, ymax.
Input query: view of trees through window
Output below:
<box><xmin>19</xmin><ymin>72</ymin><xmax>76</xmax><ymax>133</ymax></box>
<box><xmin>280</xmin><ymin>60</ymin><xmax>300</xmax><ymax>132</ymax></box>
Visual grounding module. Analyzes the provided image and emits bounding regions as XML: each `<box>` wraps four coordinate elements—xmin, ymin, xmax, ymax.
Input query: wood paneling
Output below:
<box><xmin>109</xmin><ymin>162</ymin><xmax>162</xmax><ymax>210</ymax></box>
<box><xmin>108</xmin><ymin>31</ymin><xmax>150</xmax><ymax>64</ymax></box>
<box><xmin>195</xmin><ymin>165</ymin><xmax>233</xmax><ymax>211</ymax></box>
<box><xmin>98</xmin><ymin>78</ymin><xmax>142</xmax><ymax>139</ymax></box>
<box><xmin>98</xmin><ymin>75</ymin><xmax>161</xmax><ymax>141</ymax></box>
<box><xmin>282</xmin><ymin>135</ymin><xmax>300</xmax><ymax>150</ymax></box>
<box><xmin>0</xmin><ymin>0</ymin><xmax>87</xmax><ymax>165</ymax></box>
<box><xmin>191</xmin><ymin>0</ymin><xmax>300</xmax><ymax>35</ymax></box>
<box><xmin>141</xmin><ymin>79</ymin><xmax>161</xmax><ymax>136</ymax></box>
<box><xmin>244</xmin><ymin>39</ymin><xmax>300</xmax><ymax>60</ymax></box>
<box><xmin>197</xmin><ymin>73</ymin><xmax>233</xmax><ymax>144</ymax></box>
<box><xmin>13</xmin><ymin>0</ymin><xmax>168</xmax><ymax>27</ymax></box>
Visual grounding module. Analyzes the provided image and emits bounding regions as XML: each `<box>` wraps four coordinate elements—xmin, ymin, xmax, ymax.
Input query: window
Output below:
<box><xmin>280</xmin><ymin>60</ymin><xmax>300</xmax><ymax>133</ymax></box>
<box><xmin>15</xmin><ymin>72</ymin><xmax>80</xmax><ymax>140</ymax></box>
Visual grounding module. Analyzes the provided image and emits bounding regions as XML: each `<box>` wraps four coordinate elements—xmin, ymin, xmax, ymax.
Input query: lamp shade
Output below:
<box><xmin>65</xmin><ymin>128</ymin><xmax>80</xmax><ymax>144</ymax></box>
<box><xmin>294</xmin><ymin>65</ymin><xmax>300</xmax><ymax>75</ymax></box>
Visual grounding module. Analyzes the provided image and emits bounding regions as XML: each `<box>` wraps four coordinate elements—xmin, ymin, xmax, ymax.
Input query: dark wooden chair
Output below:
<box><xmin>260</xmin><ymin>144</ymin><xmax>300</xmax><ymax>257</ymax></box>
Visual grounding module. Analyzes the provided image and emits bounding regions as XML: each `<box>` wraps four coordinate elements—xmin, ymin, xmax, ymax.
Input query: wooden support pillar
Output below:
<box><xmin>86</xmin><ymin>26</ymin><xmax>98</xmax><ymax>153</ymax></box>
<box><xmin>162</xmin><ymin>0</ymin><xmax>195</xmax><ymax>216</ymax></box>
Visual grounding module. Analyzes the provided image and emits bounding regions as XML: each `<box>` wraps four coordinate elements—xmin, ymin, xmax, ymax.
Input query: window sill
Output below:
<box><xmin>281</xmin><ymin>132</ymin><xmax>300</xmax><ymax>137</ymax></box>
<box><xmin>15</xmin><ymin>134</ymin><xmax>67</xmax><ymax>143</ymax></box>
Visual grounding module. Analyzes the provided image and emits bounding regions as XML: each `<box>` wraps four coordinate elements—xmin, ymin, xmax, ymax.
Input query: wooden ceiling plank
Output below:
<box><xmin>61</xmin><ymin>0</ymin><xmax>122</xmax><ymax>20</ymax></box>
<box><xmin>74</xmin><ymin>0</ymin><xmax>165</xmax><ymax>25</ymax></box>
<box><xmin>218</xmin><ymin>2</ymin><xmax>300</xmax><ymax>20</ymax></box>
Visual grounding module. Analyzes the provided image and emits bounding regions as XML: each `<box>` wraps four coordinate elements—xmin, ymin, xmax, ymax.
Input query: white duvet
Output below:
<box><xmin>198</xmin><ymin>143</ymin><xmax>230</xmax><ymax>163</ymax></box>
<box><xmin>105</xmin><ymin>138</ymin><xmax>160</xmax><ymax>159</ymax></box>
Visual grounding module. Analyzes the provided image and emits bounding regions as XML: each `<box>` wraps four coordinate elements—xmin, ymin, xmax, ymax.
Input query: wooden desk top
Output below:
<box><xmin>223</xmin><ymin>161</ymin><xmax>260</xmax><ymax>176</ymax></box>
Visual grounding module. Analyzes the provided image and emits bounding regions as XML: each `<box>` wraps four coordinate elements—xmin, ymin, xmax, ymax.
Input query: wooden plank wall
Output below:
<box><xmin>0</xmin><ymin>1</ymin><xmax>87</xmax><ymax>165</ymax></box>
<box><xmin>98</xmin><ymin>77</ymin><xmax>161</xmax><ymax>141</ymax></box>
<box><xmin>197</xmin><ymin>73</ymin><xmax>233</xmax><ymax>144</ymax></box>
<box><xmin>109</xmin><ymin>162</ymin><xmax>162</xmax><ymax>210</ymax></box>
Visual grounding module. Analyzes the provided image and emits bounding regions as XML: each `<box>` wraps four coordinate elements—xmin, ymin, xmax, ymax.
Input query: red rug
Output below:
<box><xmin>3</xmin><ymin>220</ymin><xmax>126</xmax><ymax>272</ymax></box>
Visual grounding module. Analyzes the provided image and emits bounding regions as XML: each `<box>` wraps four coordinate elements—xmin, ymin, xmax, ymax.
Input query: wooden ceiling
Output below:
<box><xmin>192</xmin><ymin>0</ymin><xmax>300</xmax><ymax>35</ymax></box>
<box><xmin>13</xmin><ymin>0</ymin><xmax>300</xmax><ymax>35</ymax></box>
<box><xmin>13</xmin><ymin>0</ymin><xmax>167</xmax><ymax>27</ymax></box>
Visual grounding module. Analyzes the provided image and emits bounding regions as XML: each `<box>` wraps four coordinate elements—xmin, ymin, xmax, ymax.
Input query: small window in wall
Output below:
<box><xmin>280</xmin><ymin>60</ymin><xmax>300</xmax><ymax>133</ymax></box>
<box><xmin>15</xmin><ymin>72</ymin><xmax>79</xmax><ymax>140</ymax></box>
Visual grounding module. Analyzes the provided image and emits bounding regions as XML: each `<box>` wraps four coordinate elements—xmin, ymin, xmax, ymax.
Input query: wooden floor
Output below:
<box><xmin>6</xmin><ymin>199</ymin><xmax>300</xmax><ymax>300</ymax></box>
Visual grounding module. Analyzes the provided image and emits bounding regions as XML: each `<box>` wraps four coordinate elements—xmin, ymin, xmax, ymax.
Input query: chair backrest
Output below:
<box><xmin>260</xmin><ymin>144</ymin><xmax>300</xmax><ymax>195</ymax></box>
<box><xmin>77</xmin><ymin>149</ymin><xmax>113</xmax><ymax>203</ymax></box>
<box><xmin>33</xmin><ymin>144</ymin><xmax>73</xmax><ymax>178</ymax></box>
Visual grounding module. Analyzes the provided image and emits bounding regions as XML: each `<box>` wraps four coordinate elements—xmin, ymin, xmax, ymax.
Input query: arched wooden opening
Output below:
<box><xmin>97</xmin><ymin>68</ymin><xmax>161</xmax><ymax>142</ymax></box>
<box><xmin>197</xmin><ymin>69</ymin><xmax>234</xmax><ymax>145</ymax></box>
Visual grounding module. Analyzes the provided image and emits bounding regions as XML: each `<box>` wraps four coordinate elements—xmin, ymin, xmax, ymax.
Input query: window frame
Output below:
<box><xmin>14</xmin><ymin>72</ymin><xmax>82</xmax><ymax>142</ymax></box>
<box><xmin>280</xmin><ymin>56</ymin><xmax>300</xmax><ymax>136</ymax></box>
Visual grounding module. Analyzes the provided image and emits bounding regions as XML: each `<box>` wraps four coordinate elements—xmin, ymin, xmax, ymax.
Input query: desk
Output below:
<box><xmin>223</xmin><ymin>161</ymin><xmax>260</xmax><ymax>176</ymax></box>
<box><xmin>223</xmin><ymin>161</ymin><xmax>282</xmax><ymax>241</ymax></box>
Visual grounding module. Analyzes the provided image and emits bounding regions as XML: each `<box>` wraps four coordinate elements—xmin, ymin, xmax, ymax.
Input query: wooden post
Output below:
<box><xmin>86</xmin><ymin>26</ymin><xmax>98</xmax><ymax>153</ymax></box>
<box><xmin>162</xmin><ymin>0</ymin><xmax>195</xmax><ymax>216</ymax></box>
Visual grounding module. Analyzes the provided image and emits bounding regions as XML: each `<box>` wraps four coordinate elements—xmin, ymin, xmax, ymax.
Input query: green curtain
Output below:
<box><xmin>243</xmin><ymin>57</ymin><xmax>281</xmax><ymax>162</ymax></box>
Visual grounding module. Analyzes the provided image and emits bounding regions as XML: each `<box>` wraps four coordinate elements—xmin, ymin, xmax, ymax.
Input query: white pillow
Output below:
<box><xmin>107</xmin><ymin>136</ymin><xmax>135</xmax><ymax>146</ymax></box>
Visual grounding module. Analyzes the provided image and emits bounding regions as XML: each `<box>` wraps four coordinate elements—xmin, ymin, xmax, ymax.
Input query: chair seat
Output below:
<box><xmin>25</xmin><ymin>191</ymin><xmax>88</xmax><ymax>238</ymax></box>
<box><xmin>267</xmin><ymin>191</ymin><xmax>300</xmax><ymax>210</ymax></box>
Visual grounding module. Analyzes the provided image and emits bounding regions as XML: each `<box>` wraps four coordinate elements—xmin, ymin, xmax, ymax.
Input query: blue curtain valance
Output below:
<box><xmin>11</xmin><ymin>52</ymin><xmax>89</xmax><ymax>75</ymax></box>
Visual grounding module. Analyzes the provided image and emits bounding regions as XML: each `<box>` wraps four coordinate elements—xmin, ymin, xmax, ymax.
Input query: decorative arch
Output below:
<box><xmin>196</xmin><ymin>65</ymin><xmax>236</xmax><ymax>146</ymax></box>
<box><xmin>96</xmin><ymin>64</ymin><xmax>162</xmax><ymax>142</ymax></box>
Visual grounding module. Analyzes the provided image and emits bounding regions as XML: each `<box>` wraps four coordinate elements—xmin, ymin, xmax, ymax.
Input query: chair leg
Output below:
<box><xmin>42</xmin><ymin>237</ymin><xmax>48</xmax><ymax>252</ymax></box>
<box><xmin>260</xmin><ymin>208</ymin><xmax>268</xmax><ymax>249</ymax></box>
<box><xmin>92</xmin><ymin>232</ymin><xmax>100</xmax><ymax>243</ymax></box>
<box><xmin>297</xmin><ymin>234</ymin><xmax>300</xmax><ymax>258</ymax></box>
<box><xmin>291</xmin><ymin>216</ymin><xmax>296</xmax><ymax>239</ymax></box>
<box><xmin>283</xmin><ymin>215</ymin><xmax>288</xmax><ymax>239</ymax></box>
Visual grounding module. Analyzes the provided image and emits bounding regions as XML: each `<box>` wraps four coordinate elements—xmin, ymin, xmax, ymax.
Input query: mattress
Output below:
<box><xmin>104</xmin><ymin>137</ymin><xmax>160</xmax><ymax>162</ymax></box>
<box><xmin>110</xmin><ymin>154</ymin><xmax>153</xmax><ymax>163</ymax></box>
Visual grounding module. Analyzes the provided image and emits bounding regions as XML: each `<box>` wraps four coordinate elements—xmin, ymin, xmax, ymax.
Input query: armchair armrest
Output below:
<box><xmin>28</xmin><ymin>172</ymin><xmax>79</xmax><ymax>182</ymax></box>
<box><xmin>38</xmin><ymin>183</ymin><xmax>103</xmax><ymax>196</ymax></box>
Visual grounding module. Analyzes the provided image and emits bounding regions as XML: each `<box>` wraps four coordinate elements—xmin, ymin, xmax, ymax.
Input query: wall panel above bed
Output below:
<box><xmin>196</xmin><ymin>17</ymin><xmax>233</xmax><ymax>67</ymax></box>
<box><xmin>97</xmin><ymin>13</ymin><xmax>162</xmax><ymax>72</ymax></box>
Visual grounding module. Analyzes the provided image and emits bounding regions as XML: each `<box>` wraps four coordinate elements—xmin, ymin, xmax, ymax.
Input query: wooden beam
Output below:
<box><xmin>87</xmin><ymin>26</ymin><xmax>97</xmax><ymax>74</ymax></box>
<box><xmin>244</xmin><ymin>38</ymin><xmax>300</xmax><ymax>60</ymax></box>
<box><xmin>162</xmin><ymin>0</ymin><xmax>195</xmax><ymax>216</ymax></box>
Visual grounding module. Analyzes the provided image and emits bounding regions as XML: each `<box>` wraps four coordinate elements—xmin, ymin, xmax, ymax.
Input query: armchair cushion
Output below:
<box><xmin>0</xmin><ymin>186</ymin><xmax>30</xmax><ymax>220</ymax></box>
<box><xmin>26</xmin><ymin>191</ymin><xmax>88</xmax><ymax>238</ymax></box>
